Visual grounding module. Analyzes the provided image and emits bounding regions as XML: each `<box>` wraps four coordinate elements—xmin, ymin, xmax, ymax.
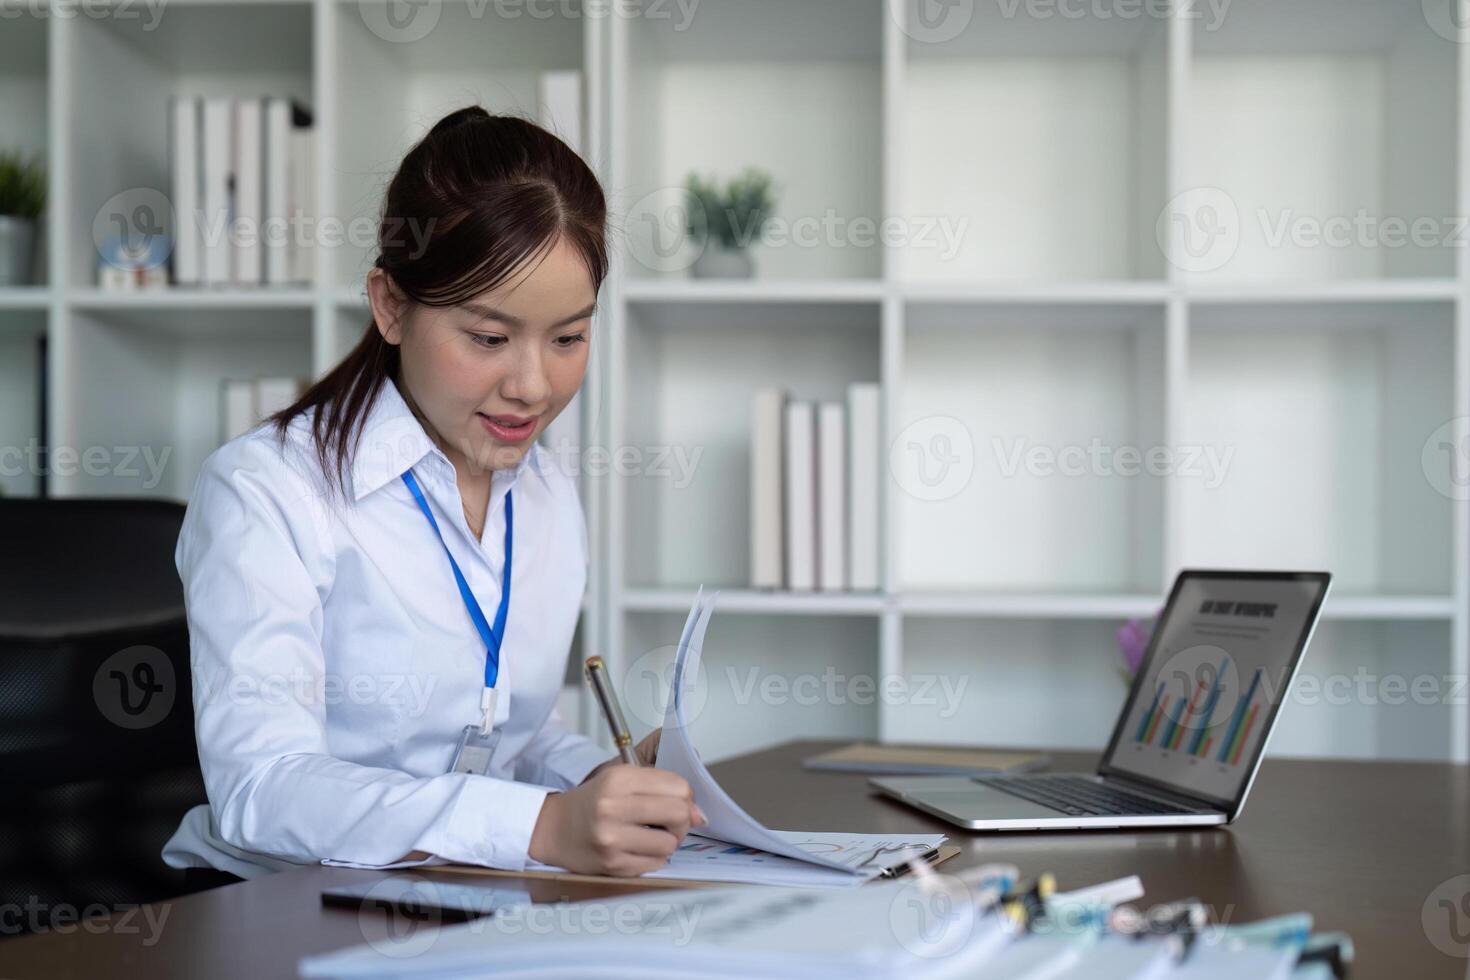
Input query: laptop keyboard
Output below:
<box><xmin>973</xmin><ymin>775</ymin><xmax>1195</xmax><ymax>817</ymax></box>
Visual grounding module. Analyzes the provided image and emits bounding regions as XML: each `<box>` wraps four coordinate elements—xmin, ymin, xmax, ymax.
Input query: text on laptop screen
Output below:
<box><xmin>1106</xmin><ymin>575</ymin><xmax>1325</xmax><ymax>804</ymax></box>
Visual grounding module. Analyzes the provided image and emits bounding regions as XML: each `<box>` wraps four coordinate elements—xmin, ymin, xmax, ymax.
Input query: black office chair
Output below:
<box><xmin>0</xmin><ymin>498</ymin><xmax>208</xmax><ymax>938</ymax></box>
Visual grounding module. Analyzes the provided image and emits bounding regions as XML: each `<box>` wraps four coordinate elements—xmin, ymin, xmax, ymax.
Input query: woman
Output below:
<box><xmin>162</xmin><ymin>106</ymin><xmax>704</xmax><ymax>881</ymax></box>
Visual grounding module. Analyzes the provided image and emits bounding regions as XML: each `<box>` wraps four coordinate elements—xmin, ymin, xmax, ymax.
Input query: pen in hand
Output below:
<box><xmin>584</xmin><ymin>655</ymin><xmax>640</xmax><ymax>766</ymax></box>
<box><xmin>583</xmin><ymin>656</ymin><xmax>706</xmax><ymax>838</ymax></box>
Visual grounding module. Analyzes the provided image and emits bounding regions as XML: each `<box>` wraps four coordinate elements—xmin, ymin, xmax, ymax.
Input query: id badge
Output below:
<box><xmin>449</xmin><ymin>724</ymin><xmax>503</xmax><ymax>776</ymax></box>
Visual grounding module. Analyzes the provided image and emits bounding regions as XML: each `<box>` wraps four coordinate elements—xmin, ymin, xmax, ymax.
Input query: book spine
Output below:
<box><xmin>254</xmin><ymin>377</ymin><xmax>305</xmax><ymax>419</ymax></box>
<box><xmin>232</xmin><ymin>98</ymin><xmax>263</xmax><ymax>285</ymax></box>
<box><xmin>784</xmin><ymin>401</ymin><xmax>816</xmax><ymax>592</ymax></box>
<box><xmin>750</xmin><ymin>388</ymin><xmax>786</xmax><ymax>589</ymax></box>
<box><xmin>220</xmin><ymin>379</ymin><xmax>257</xmax><ymax>443</ymax></box>
<box><xmin>170</xmin><ymin>97</ymin><xmax>201</xmax><ymax>286</ymax></box>
<box><xmin>201</xmin><ymin>97</ymin><xmax>234</xmax><ymax>287</ymax></box>
<box><xmin>847</xmin><ymin>383</ymin><xmax>880</xmax><ymax>591</ymax></box>
<box><xmin>538</xmin><ymin>69</ymin><xmax>583</xmax><ymax>156</ymax></box>
<box><xmin>817</xmin><ymin>402</ymin><xmax>847</xmax><ymax>591</ymax></box>
<box><xmin>264</xmin><ymin>98</ymin><xmax>292</xmax><ymax>286</ymax></box>
<box><xmin>288</xmin><ymin>123</ymin><xmax>315</xmax><ymax>284</ymax></box>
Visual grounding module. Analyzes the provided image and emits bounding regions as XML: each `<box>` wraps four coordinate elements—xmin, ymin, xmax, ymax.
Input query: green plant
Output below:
<box><xmin>684</xmin><ymin>168</ymin><xmax>775</xmax><ymax>250</ymax></box>
<box><xmin>0</xmin><ymin>151</ymin><xmax>46</xmax><ymax>221</ymax></box>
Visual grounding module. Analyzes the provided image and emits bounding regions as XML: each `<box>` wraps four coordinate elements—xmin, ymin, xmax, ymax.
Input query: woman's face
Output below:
<box><xmin>370</xmin><ymin>236</ymin><xmax>596</xmax><ymax>477</ymax></box>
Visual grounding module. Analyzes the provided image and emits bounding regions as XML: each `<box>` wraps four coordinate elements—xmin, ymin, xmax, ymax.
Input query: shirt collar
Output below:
<box><xmin>350</xmin><ymin>378</ymin><xmax>544</xmax><ymax>502</ymax></box>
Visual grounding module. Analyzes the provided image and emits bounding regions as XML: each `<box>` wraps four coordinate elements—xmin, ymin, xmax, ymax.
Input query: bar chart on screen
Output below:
<box><xmin>1132</xmin><ymin>661</ymin><xmax>1265</xmax><ymax>768</ymax></box>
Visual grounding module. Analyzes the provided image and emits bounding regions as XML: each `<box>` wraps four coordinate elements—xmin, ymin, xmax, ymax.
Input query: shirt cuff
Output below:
<box><xmin>419</xmin><ymin>774</ymin><xmax>555</xmax><ymax>871</ymax></box>
<box><xmin>542</xmin><ymin>740</ymin><xmax>622</xmax><ymax>789</ymax></box>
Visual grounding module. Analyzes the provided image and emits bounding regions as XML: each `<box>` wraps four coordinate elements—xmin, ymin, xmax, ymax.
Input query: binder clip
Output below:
<box><xmin>1159</xmin><ymin>905</ymin><xmax>1202</xmax><ymax>963</ymax></box>
<box><xmin>999</xmin><ymin>873</ymin><xmax>1056</xmax><ymax>933</ymax></box>
<box><xmin>1296</xmin><ymin>932</ymin><xmax>1353</xmax><ymax>979</ymax></box>
<box><xmin>1109</xmin><ymin>899</ymin><xmax>1206</xmax><ymax>963</ymax></box>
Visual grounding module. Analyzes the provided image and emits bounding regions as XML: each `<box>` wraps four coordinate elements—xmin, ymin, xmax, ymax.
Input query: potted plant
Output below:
<box><xmin>684</xmin><ymin>168</ymin><xmax>775</xmax><ymax>279</ymax></box>
<box><xmin>0</xmin><ymin>151</ymin><xmax>45</xmax><ymax>286</ymax></box>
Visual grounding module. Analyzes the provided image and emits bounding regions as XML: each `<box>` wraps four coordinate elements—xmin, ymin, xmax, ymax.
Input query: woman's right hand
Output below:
<box><xmin>528</xmin><ymin>765</ymin><xmax>707</xmax><ymax>876</ymax></box>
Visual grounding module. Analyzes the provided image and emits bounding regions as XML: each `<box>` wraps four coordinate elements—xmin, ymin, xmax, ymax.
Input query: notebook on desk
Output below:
<box><xmin>804</xmin><ymin>743</ymin><xmax>1049</xmax><ymax>776</ymax></box>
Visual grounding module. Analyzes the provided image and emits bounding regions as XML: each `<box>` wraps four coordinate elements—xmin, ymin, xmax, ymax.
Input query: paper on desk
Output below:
<box><xmin>301</xmin><ymin>863</ymin><xmax>1022</xmax><ymax>980</ymax></box>
<box><xmin>654</xmin><ymin>588</ymin><xmax>932</xmax><ymax>875</ymax></box>
<box><xmin>519</xmin><ymin>588</ymin><xmax>944</xmax><ymax>887</ymax></box>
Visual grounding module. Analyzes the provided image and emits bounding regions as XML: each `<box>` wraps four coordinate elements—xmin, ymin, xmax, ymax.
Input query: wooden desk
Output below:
<box><xmin>3</xmin><ymin>740</ymin><xmax>1467</xmax><ymax>978</ymax></box>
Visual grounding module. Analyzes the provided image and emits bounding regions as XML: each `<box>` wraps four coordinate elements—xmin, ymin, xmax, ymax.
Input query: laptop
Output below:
<box><xmin>871</xmin><ymin>570</ymin><xmax>1332</xmax><ymax>831</ymax></box>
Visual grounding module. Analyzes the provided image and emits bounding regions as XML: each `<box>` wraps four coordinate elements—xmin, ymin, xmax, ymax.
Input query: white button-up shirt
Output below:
<box><xmin>162</xmin><ymin>377</ymin><xmax>613</xmax><ymax>878</ymax></box>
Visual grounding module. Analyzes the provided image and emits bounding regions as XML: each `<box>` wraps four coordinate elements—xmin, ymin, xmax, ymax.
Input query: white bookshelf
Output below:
<box><xmin>605</xmin><ymin>0</ymin><xmax>1470</xmax><ymax>767</ymax></box>
<box><xmin>9</xmin><ymin>0</ymin><xmax>1466</xmax><ymax>765</ymax></box>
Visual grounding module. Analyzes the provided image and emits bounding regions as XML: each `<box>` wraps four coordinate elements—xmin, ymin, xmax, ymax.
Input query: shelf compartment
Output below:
<box><xmin>0</xmin><ymin>14</ymin><xmax>49</xmax><ymax>287</ymax></box>
<box><xmin>0</xmin><ymin>312</ymin><xmax>48</xmax><ymax>497</ymax></box>
<box><xmin>893</xmin><ymin>616</ymin><xmax>1133</xmax><ymax>751</ymax></box>
<box><xmin>898</xmin><ymin>4</ymin><xmax>1169</xmax><ymax>282</ymax></box>
<box><xmin>620</xmin><ymin>298</ymin><xmax>880</xmax><ymax>590</ymax></box>
<box><xmin>65</xmin><ymin>2</ymin><xmax>314</xmax><ymax>289</ymax></box>
<box><xmin>897</xmin><ymin>300</ymin><xmax>1167</xmax><ymax>594</ymax></box>
<box><xmin>1270</xmin><ymin>619</ymin><xmax>1456</xmax><ymax>761</ymax></box>
<box><xmin>62</xmin><ymin>306</ymin><xmax>312</xmax><ymax>498</ymax></box>
<box><xmin>334</xmin><ymin>0</ymin><xmax>587</xmax><ymax>290</ymax></box>
<box><xmin>1181</xmin><ymin>300</ymin><xmax>1454</xmax><ymax>596</ymax></box>
<box><xmin>618</xmin><ymin>0</ymin><xmax>882</xmax><ymax>281</ymax></box>
<box><xmin>621</xmin><ymin>610</ymin><xmax>879</xmax><ymax>764</ymax></box>
<box><xmin>896</xmin><ymin>615</ymin><xmax>1458</xmax><ymax>761</ymax></box>
<box><xmin>1185</xmin><ymin>0</ymin><xmax>1458</xmax><ymax>281</ymax></box>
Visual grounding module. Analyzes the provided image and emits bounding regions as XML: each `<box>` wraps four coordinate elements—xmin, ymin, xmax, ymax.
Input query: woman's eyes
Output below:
<box><xmin>468</xmin><ymin>332</ymin><xmax>586</xmax><ymax>350</ymax></box>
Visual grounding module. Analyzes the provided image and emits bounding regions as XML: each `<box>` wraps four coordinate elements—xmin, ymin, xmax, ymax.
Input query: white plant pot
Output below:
<box><xmin>0</xmin><ymin>216</ymin><xmax>36</xmax><ymax>286</ymax></box>
<box><xmin>691</xmin><ymin>245</ymin><xmax>754</xmax><ymax>279</ymax></box>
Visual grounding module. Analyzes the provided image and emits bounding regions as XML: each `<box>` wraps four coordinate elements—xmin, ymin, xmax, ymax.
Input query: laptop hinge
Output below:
<box><xmin>1102</xmin><ymin>773</ymin><xmax>1223</xmax><ymax>812</ymax></box>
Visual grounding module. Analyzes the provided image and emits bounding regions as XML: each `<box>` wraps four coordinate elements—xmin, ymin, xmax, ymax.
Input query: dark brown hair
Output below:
<box><xmin>268</xmin><ymin>106</ymin><xmax>609</xmax><ymax>495</ymax></box>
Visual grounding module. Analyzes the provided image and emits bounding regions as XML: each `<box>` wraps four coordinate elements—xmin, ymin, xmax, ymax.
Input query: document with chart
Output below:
<box><xmin>530</xmin><ymin>588</ymin><xmax>946</xmax><ymax>887</ymax></box>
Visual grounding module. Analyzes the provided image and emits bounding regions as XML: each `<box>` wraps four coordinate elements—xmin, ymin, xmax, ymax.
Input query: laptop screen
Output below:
<box><xmin>1098</xmin><ymin>571</ymin><xmax>1331</xmax><ymax>810</ymax></box>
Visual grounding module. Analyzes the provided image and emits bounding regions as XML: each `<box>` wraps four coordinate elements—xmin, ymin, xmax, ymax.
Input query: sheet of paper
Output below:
<box><xmin>524</xmin><ymin>829</ymin><xmax>947</xmax><ymax>888</ymax></box>
<box><xmin>302</xmin><ymin>865</ymin><xmax>1018</xmax><ymax>980</ymax></box>
<box><xmin>655</xmin><ymin>589</ymin><xmax>920</xmax><ymax>874</ymax></box>
<box><xmin>971</xmin><ymin>935</ymin><xmax>1173</xmax><ymax>980</ymax></box>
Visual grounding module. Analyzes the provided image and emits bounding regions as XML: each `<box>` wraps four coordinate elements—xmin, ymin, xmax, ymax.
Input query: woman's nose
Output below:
<box><xmin>500</xmin><ymin>346</ymin><xmax>551</xmax><ymax>407</ymax></box>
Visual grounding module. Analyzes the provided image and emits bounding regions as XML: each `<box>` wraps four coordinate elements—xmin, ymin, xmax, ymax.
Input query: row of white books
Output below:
<box><xmin>221</xmin><ymin>377</ymin><xmax>309</xmax><ymax>443</ymax></box>
<box><xmin>166</xmin><ymin>73</ymin><xmax>585</xmax><ymax>292</ymax></box>
<box><xmin>170</xmin><ymin>96</ymin><xmax>315</xmax><ymax>287</ymax></box>
<box><xmin>751</xmin><ymin>384</ymin><xmax>881</xmax><ymax>593</ymax></box>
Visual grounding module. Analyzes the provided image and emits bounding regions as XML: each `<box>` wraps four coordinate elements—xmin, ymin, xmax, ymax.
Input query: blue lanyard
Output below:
<box><xmin>401</xmin><ymin>470</ymin><xmax>512</xmax><ymax>691</ymax></box>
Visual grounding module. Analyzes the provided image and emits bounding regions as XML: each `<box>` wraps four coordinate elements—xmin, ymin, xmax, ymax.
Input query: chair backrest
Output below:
<box><xmin>0</xmin><ymin>498</ymin><xmax>208</xmax><ymax>932</ymax></box>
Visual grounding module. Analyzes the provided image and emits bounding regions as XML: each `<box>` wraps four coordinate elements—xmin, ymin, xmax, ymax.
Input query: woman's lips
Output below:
<box><xmin>478</xmin><ymin>413</ymin><xmax>539</xmax><ymax>443</ymax></box>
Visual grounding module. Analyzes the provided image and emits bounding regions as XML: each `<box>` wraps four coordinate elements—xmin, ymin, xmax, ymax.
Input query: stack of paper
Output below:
<box><xmin>302</xmin><ymin>865</ymin><xmax>1025</xmax><ymax>980</ymax></box>
<box><xmin>301</xmin><ymin>867</ymin><xmax>1317</xmax><ymax>980</ymax></box>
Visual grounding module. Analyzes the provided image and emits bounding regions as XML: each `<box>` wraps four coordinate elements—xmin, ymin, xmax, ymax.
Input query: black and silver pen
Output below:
<box><xmin>584</xmin><ymin>655</ymin><xmax>639</xmax><ymax>766</ymax></box>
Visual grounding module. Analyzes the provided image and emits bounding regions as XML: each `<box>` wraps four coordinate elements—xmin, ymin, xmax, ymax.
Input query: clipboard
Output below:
<box><xmin>434</xmin><ymin>843</ymin><xmax>963</xmax><ymax>890</ymax></box>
